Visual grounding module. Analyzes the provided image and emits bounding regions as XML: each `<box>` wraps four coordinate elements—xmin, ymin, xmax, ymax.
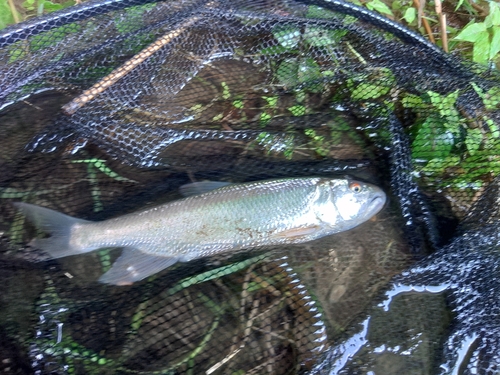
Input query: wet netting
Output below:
<box><xmin>1</xmin><ymin>0</ymin><xmax>500</xmax><ymax>373</ymax></box>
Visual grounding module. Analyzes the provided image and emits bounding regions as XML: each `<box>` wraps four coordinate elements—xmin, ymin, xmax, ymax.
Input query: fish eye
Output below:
<box><xmin>349</xmin><ymin>182</ymin><xmax>363</xmax><ymax>193</ymax></box>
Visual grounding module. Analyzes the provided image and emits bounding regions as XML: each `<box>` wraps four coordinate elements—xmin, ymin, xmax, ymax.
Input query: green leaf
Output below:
<box><xmin>305</xmin><ymin>5</ymin><xmax>337</xmax><ymax>19</ymax></box>
<box><xmin>465</xmin><ymin>128</ymin><xmax>483</xmax><ymax>155</ymax></box>
<box><xmin>41</xmin><ymin>0</ymin><xmax>65</xmax><ymax>13</ymax></box>
<box><xmin>490</xmin><ymin>26</ymin><xmax>500</xmax><ymax>60</ymax></box>
<box><xmin>455</xmin><ymin>0</ymin><xmax>465</xmax><ymax>12</ymax></box>
<box><xmin>351</xmin><ymin>83</ymin><xmax>390</xmax><ymax>100</ymax></box>
<box><xmin>392</xmin><ymin>0</ymin><xmax>403</xmax><ymax>12</ymax></box>
<box><xmin>276</xmin><ymin>58</ymin><xmax>299</xmax><ymax>87</ymax></box>
<box><xmin>472</xmin><ymin>82</ymin><xmax>500</xmax><ymax>110</ymax></box>
<box><xmin>190</xmin><ymin>103</ymin><xmax>203</xmax><ymax>112</ymax></box>
<box><xmin>212</xmin><ymin>113</ymin><xmax>223</xmax><ymax>121</ymax></box>
<box><xmin>29</xmin><ymin>23</ymin><xmax>80</xmax><ymax>51</ymax></box>
<box><xmin>273</xmin><ymin>26</ymin><xmax>301</xmax><ymax>49</ymax></box>
<box><xmin>403</xmin><ymin>7</ymin><xmax>416</xmax><ymax>24</ymax></box>
<box><xmin>232</xmin><ymin>99</ymin><xmax>244</xmax><ymax>109</ymax></box>
<box><xmin>296</xmin><ymin>90</ymin><xmax>306</xmax><ymax>103</ymax></box>
<box><xmin>427</xmin><ymin>90</ymin><xmax>460</xmax><ymax>128</ymax></box>
<box><xmin>485</xmin><ymin>2</ymin><xmax>500</xmax><ymax>28</ymax></box>
<box><xmin>114</xmin><ymin>3</ymin><xmax>155</xmax><ymax>34</ymax></box>
<box><xmin>473</xmin><ymin>31</ymin><xmax>491</xmax><ymax>64</ymax></box>
<box><xmin>486</xmin><ymin>87</ymin><xmax>500</xmax><ymax>110</ymax></box>
<box><xmin>412</xmin><ymin>119</ymin><xmax>454</xmax><ymax>160</ymax></box>
<box><xmin>262</xmin><ymin>96</ymin><xmax>278</xmax><ymax>107</ymax></box>
<box><xmin>276</xmin><ymin>58</ymin><xmax>322</xmax><ymax>90</ymax></box>
<box><xmin>454</xmin><ymin>22</ymin><xmax>487</xmax><ymax>43</ymax></box>
<box><xmin>420</xmin><ymin>156</ymin><xmax>460</xmax><ymax>175</ymax></box>
<box><xmin>304</xmin><ymin>26</ymin><xmax>347</xmax><ymax>47</ymax></box>
<box><xmin>304</xmin><ymin>128</ymin><xmax>328</xmax><ymax>156</ymax></box>
<box><xmin>402</xmin><ymin>93</ymin><xmax>425</xmax><ymax>109</ymax></box>
<box><xmin>288</xmin><ymin>105</ymin><xmax>306</xmax><ymax>116</ymax></box>
<box><xmin>260</xmin><ymin>112</ymin><xmax>272</xmax><ymax>126</ymax></box>
<box><xmin>221</xmin><ymin>82</ymin><xmax>230</xmax><ymax>100</ymax></box>
<box><xmin>297</xmin><ymin>58</ymin><xmax>322</xmax><ymax>84</ymax></box>
<box><xmin>366</xmin><ymin>0</ymin><xmax>394</xmax><ymax>16</ymax></box>
<box><xmin>22</xmin><ymin>0</ymin><xmax>35</xmax><ymax>10</ymax></box>
<box><xmin>485</xmin><ymin>116</ymin><xmax>500</xmax><ymax>138</ymax></box>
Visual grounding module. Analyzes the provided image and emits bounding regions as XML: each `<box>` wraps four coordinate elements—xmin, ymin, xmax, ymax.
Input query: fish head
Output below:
<box><xmin>316</xmin><ymin>179</ymin><xmax>386</xmax><ymax>232</ymax></box>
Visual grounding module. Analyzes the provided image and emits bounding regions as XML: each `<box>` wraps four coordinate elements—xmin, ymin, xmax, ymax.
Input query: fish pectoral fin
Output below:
<box><xmin>98</xmin><ymin>248</ymin><xmax>179</xmax><ymax>286</ymax></box>
<box><xmin>270</xmin><ymin>225</ymin><xmax>321</xmax><ymax>240</ymax></box>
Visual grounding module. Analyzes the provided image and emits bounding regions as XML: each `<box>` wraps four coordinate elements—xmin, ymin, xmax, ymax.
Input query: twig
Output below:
<box><xmin>416</xmin><ymin>0</ymin><xmax>425</xmax><ymax>27</ymax></box>
<box><xmin>435</xmin><ymin>0</ymin><xmax>448</xmax><ymax>52</ymax></box>
<box><xmin>7</xmin><ymin>0</ymin><xmax>20</xmax><ymax>23</ymax></box>
<box><xmin>206</xmin><ymin>347</ymin><xmax>242</xmax><ymax>374</ymax></box>
<box><xmin>412</xmin><ymin>0</ymin><xmax>435</xmax><ymax>44</ymax></box>
<box><xmin>207</xmin><ymin>298</ymin><xmax>261</xmax><ymax>374</ymax></box>
<box><xmin>440</xmin><ymin>13</ymin><xmax>448</xmax><ymax>52</ymax></box>
<box><xmin>469</xmin><ymin>2</ymin><xmax>488</xmax><ymax>17</ymax></box>
<box><xmin>62</xmin><ymin>16</ymin><xmax>201</xmax><ymax>115</ymax></box>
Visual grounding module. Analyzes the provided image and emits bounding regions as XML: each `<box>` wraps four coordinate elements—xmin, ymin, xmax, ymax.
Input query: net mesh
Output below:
<box><xmin>1</xmin><ymin>0</ymin><xmax>500</xmax><ymax>373</ymax></box>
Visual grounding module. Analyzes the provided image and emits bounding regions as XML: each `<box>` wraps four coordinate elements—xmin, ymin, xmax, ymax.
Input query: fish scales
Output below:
<box><xmin>77</xmin><ymin>178</ymin><xmax>327</xmax><ymax>256</ymax></box>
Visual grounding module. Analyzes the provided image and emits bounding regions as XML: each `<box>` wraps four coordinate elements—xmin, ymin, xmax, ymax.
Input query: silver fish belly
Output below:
<box><xmin>15</xmin><ymin>177</ymin><xmax>386</xmax><ymax>285</ymax></box>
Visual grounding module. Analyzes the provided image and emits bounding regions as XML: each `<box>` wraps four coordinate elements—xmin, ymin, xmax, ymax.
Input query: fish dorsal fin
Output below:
<box><xmin>178</xmin><ymin>181</ymin><xmax>232</xmax><ymax>197</ymax></box>
<box><xmin>99</xmin><ymin>249</ymin><xmax>179</xmax><ymax>285</ymax></box>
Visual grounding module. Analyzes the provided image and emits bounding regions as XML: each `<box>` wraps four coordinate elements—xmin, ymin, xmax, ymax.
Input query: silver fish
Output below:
<box><xmin>14</xmin><ymin>177</ymin><xmax>386</xmax><ymax>285</ymax></box>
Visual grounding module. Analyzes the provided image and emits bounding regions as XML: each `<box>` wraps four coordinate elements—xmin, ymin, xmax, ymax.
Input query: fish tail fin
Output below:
<box><xmin>13</xmin><ymin>202</ymin><xmax>90</xmax><ymax>259</ymax></box>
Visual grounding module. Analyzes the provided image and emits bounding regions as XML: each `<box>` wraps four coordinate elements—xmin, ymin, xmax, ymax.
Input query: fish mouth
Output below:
<box><xmin>367</xmin><ymin>194</ymin><xmax>387</xmax><ymax>216</ymax></box>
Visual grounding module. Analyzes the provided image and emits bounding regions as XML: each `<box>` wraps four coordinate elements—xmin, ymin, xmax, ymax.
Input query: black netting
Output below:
<box><xmin>1</xmin><ymin>0</ymin><xmax>500</xmax><ymax>373</ymax></box>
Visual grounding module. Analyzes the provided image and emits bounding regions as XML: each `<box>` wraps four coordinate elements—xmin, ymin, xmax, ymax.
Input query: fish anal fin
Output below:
<box><xmin>270</xmin><ymin>225</ymin><xmax>321</xmax><ymax>240</ymax></box>
<box><xmin>99</xmin><ymin>248</ymin><xmax>179</xmax><ymax>285</ymax></box>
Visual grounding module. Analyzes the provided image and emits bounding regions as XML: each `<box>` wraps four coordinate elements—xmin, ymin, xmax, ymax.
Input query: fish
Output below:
<box><xmin>14</xmin><ymin>177</ymin><xmax>386</xmax><ymax>285</ymax></box>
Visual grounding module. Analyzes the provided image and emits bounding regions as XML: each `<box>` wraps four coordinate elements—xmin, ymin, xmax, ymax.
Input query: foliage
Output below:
<box><xmin>22</xmin><ymin>0</ymin><xmax>75</xmax><ymax>17</ymax></box>
<box><xmin>2</xmin><ymin>0</ymin><xmax>500</xmax><ymax>200</ymax></box>
<box><xmin>405</xmin><ymin>85</ymin><xmax>500</xmax><ymax>191</ymax></box>
<box><xmin>1</xmin><ymin>0</ymin><xmax>75</xmax><ymax>27</ymax></box>
<box><xmin>454</xmin><ymin>2</ymin><xmax>500</xmax><ymax>64</ymax></box>
<box><xmin>365</xmin><ymin>0</ymin><xmax>394</xmax><ymax>16</ymax></box>
<box><xmin>0</xmin><ymin>0</ymin><xmax>17</xmax><ymax>29</ymax></box>
<box><xmin>2</xmin><ymin>0</ymin><xmax>500</xmax><ymax>66</ymax></box>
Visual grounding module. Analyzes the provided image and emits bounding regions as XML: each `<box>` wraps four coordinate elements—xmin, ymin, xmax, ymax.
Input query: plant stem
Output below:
<box><xmin>7</xmin><ymin>0</ymin><xmax>20</xmax><ymax>23</ymax></box>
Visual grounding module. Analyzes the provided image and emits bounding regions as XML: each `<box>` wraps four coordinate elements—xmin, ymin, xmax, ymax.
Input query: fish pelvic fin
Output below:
<box><xmin>14</xmin><ymin>202</ymin><xmax>91</xmax><ymax>259</ymax></box>
<box><xmin>99</xmin><ymin>248</ymin><xmax>179</xmax><ymax>285</ymax></box>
